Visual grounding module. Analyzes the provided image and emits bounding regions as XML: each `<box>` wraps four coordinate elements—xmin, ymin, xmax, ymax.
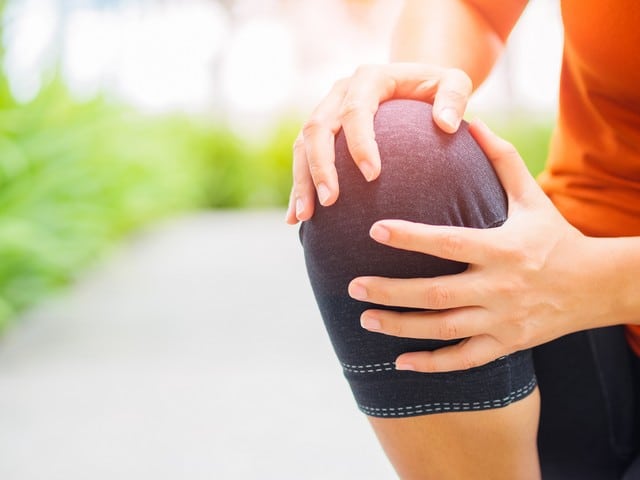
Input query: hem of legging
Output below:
<box><xmin>358</xmin><ymin>376</ymin><xmax>537</xmax><ymax>418</ymax></box>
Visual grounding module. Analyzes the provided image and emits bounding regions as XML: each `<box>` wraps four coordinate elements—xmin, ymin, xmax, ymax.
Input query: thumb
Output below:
<box><xmin>469</xmin><ymin>119</ymin><xmax>538</xmax><ymax>204</ymax></box>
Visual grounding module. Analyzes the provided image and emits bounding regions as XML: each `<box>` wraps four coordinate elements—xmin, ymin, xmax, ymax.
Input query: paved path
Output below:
<box><xmin>0</xmin><ymin>211</ymin><xmax>395</xmax><ymax>480</ymax></box>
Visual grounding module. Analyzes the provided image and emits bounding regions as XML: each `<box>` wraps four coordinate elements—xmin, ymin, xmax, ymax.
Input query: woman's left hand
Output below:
<box><xmin>348</xmin><ymin>120</ymin><xmax>613</xmax><ymax>373</ymax></box>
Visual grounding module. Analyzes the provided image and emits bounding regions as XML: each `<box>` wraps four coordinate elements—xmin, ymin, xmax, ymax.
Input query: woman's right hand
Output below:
<box><xmin>286</xmin><ymin>62</ymin><xmax>473</xmax><ymax>224</ymax></box>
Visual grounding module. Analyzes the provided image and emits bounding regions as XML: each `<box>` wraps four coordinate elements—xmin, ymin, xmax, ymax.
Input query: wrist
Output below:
<box><xmin>587</xmin><ymin>236</ymin><xmax>640</xmax><ymax>327</ymax></box>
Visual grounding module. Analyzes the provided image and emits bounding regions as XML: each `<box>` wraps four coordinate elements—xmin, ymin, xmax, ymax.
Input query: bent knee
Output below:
<box><xmin>309</xmin><ymin>98</ymin><xmax>506</xmax><ymax>241</ymax></box>
<box><xmin>301</xmin><ymin>99</ymin><xmax>507</xmax><ymax>289</ymax></box>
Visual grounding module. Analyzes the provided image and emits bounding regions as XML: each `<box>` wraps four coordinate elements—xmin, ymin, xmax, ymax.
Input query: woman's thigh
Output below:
<box><xmin>367</xmin><ymin>390</ymin><xmax>541</xmax><ymax>479</ymax></box>
<box><xmin>300</xmin><ymin>100</ymin><xmax>540</xmax><ymax>478</ymax></box>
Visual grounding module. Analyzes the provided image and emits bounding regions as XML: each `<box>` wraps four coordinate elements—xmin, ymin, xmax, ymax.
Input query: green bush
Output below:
<box><xmin>0</xmin><ymin>73</ymin><xmax>298</xmax><ymax>330</ymax></box>
<box><xmin>491</xmin><ymin>115</ymin><xmax>554</xmax><ymax>177</ymax></box>
<box><xmin>0</xmin><ymin>69</ymin><xmax>553</xmax><ymax>332</ymax></box>
<box><xmin>0</xmin><ymin>8</ymin><xmax>552</xmax><ymax>331</ymax></box>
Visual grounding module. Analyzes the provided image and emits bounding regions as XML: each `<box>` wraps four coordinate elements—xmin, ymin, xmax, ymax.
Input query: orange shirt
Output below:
<box><xmin>537</xmin><ymin>1</ymin><xmax>640</xmax><ymax>354</ymax></box>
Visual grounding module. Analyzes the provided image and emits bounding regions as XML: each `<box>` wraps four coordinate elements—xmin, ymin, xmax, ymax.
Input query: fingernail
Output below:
<box><xmin>440</xmin><ymin>108</ymin><xmax>460</xmax><ymax>131</ymax></box>
<box><xmin>395</xmin><ymin>361</ymin><xmax>415</xmax><ymax>371</ymax></box>
<box><xmin>359</xmin><ymin>161</ymin><xmax>377</xmax><ymax>182</ymax></box>
<box><xmin>360</xmin><ymin>315</ymin><xmax>381</xmax><ymax>331</ymax></box>
<box><xmin>317</xmin><ymin>183</ymin><xmax>330</xmax><ymax>205</ymax></box>
<box><xmin>370</xmin><ymin>224</ymin><xmax>390</xmax><ymax>242</ymax></box>
<box><xmin>348</xmin><ymin>283</ymin><xmax>368</xmax><ymax>301</ymax></box>
<box><xmin>295</xmin><ymin>198</ymin><xmax>304</xmax><ymax>217</ymax></box>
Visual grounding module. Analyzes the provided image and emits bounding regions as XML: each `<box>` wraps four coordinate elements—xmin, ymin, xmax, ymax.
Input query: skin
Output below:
<box><xmin>287</xmin><ymin>0</ymin><xmax>640</xmax><ymax>477</ymax></box>
<box><xmin>352</xmin><ymin>120</ymin><xmax>640</xmax><ymax>373</ymax></box>
<box><xmin>368</xmin><ymin>387</ymin><xmax>541</xmax><ymax>480</ymax></box>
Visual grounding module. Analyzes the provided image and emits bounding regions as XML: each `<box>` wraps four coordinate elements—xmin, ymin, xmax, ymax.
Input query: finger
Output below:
<box><xmin>338</xmin><ymin>63</ymin><xmax>443</xmax><ymax>181</ymax></box>
<box><xmin>388</xmin><ymin>62</ymin><xmax>441</xmax><ymax>99</ymax></box>
<box><xmin>469</xmin><ymin>119</ymin><xmax>538</xmax><ymax>204</ymax></box>
<box><xmin>302</xmin><ymin>79</ymin><xmax>349</xmax><ymax>207</ymax></box>
<box><xmin>369</xmin><ymin>219</ymin><xmax>498</xmax><ymax>264</ymax></box>
<box><xmin>292</xmin><ymin>132</ymin><xmax>317</xmax><ymax>222</ymax></box>
<box><xmin>432</xmin><ymin>68</ymin><xmax>472</xmax><ymax>133</ymax></box>
<box><xmin>395</xmin><ymin>335</ymin><xmax>505</xmax><ymax>373</ymax></box>
<box><xmin>348</xmin><ymin>271</ymin><xmax>483</xmax><ymax>310</ymax></box>
<box><xmin>360</xmin><ymin>307</ymin><xmax>489</xmax><ymax>340</ymax></box>
<box><xmin>285</xmin><ymin>187</ymin><xmax>298</xmax><ymax>224</ymax></box>
<box><xmin>339</xmin><ymin>65</ymin><xmax>395</xmax><ymax>182</ymax></box>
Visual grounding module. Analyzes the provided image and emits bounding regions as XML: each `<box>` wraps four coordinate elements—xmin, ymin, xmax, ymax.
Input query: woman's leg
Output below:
<box><xmin>300</xmin><ymin>100</ymin><xmax>540</xmax><ymax>479</ymax></box>
<box><xmin>368</xmin><ymin>391</ymin><xmax>540</xmax><ymax>479</ymax></box>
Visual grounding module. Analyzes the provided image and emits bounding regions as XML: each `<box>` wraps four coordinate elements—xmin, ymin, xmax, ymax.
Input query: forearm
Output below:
<box><xmin>391</xmin><ymin>0</ymin><xmax>528</xmax><ymax>90</ymax></box>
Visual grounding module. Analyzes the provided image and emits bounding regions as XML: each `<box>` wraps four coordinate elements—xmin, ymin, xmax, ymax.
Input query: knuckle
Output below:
<box><xmin>521</xmin><ymin>253</ymin><xmax>545</xmax><ymax>273</ymax></box>
<box><xmin>504</xmin><ymin>244</ymin><xmax>545</xmax><ymax>273</ymax></box>
<box><xmin>307</xmin><ymin>161</ymin><xmax>326</xmax><ymax>180</ymax></box>
<box><xmin>459</xmin><ymin>352</ymin><xmax>478</xmax><ymax>370</ymax></box>
<box><xmin>500</xmin><ymin>141</ymin><xmax>520</xmax><ymax>159</ymax></box>
<box><xmin>500</xmin><ymin>240</ymin><xmax>527</xmax><ymax>263</ymax></box>
<box><xmin>379</xmin><ymin>291</ymin><xmax>392</xmax><ymax>307</ymax></box>
<box><xmin>494</xmin><ymin>276</ymin><xmax>520</xmax><ymax>297</ymax></box>
<box><xmin>438</xmin><ymin>316</ymin><xmax>459</xmax><ymax>340</ymax></box>
<box><xmin>292</xmin><ymin>133</ymin><xmax>305</xmax><ymax>152</ymax></box>
<box><xmin>447</xmin><ymin>68</ymin><xmax>473</xmax><ymax>90</ymax></box>
<box><xmin>506</xmin><ymin>247</ymin><xmax>527</xmax><ymax>265</ymax></box>
<box><xmin>301</xmin><ymin>117</ymin><xmax>323</xmax><ymax>138</ymax></box>
<box><xmin>417</xmin><ymin>360</ymin><xmax>435</xmax><ymax>373</ymax></box>
<box><xmin>482</xmin><ymin>241</ymin><xmax>502</xmax><ymax>260</ymax></box>
<box><xmin>424</xmin><ymin>283</ymin><xmax>451</xmax><ymax>310</ymax></box>
<box><xmin>439</xmin><ymin>232</ymin><xmax>464</xmax><ymax>258</ymax></box>
<box><xmin>373</xmin><ymin>285</ymin><xmax>392</xmax><ymax>306</ymax></box>
<box><xmin>339</xmin><ymin>99</ymin><xmax>365</xmax><ymax>121</ymax></box>
<box><xmin>389</xmin><ymin>320</ymin><xmax>405</xmax><ymax>338</ymax></box>
<box><xmin>512</xmin><ymin>332</ymin><xmax>530</xmax><ymax>351</ymax></box>
<box><xmin>347</xmin><ymin>136</ymin><xmax>374</xmax><ymax>158</ymax></box>
<box><xmin>292</xmin><ymin>168</ymin><xmax>311</xmax><ymax>187</ymax></box>
<box><xmin>441</xmin><ymin>87</ymin><xmax>469</xmax><ymax>105</ymax></box>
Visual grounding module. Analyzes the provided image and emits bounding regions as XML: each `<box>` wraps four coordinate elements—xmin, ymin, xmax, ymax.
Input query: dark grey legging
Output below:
<box><xmin>301</xmin><ymin>99</ymin><xmax>536</xmax><ymax>416</ymax></box>
<box><xmin>299</xmin><ymin>99</ymin><xmax>640</xmax><ymax>478</ymax></box>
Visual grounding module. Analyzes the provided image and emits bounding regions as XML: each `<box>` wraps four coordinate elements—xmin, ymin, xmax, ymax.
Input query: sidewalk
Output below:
<box><xmin>0</xmin><ymin>211</ymin><xmax>394</xmax><ymax>480</ymax></box>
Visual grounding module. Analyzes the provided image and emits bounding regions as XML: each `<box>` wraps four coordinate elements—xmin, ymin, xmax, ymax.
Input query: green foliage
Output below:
<box><xmin>0</xmin><ymin>80</ymin><xmax>554</xmax><ymax>332</ymax></box>
<box><xmin>0</xmin><ymin>75</ymin><xmax>296</xmax><ymax>331</ymax></box>
<box><xmin>248</xmin><ymin>120</ymin><xmax>298</xmax><ymax>206</ymax></box>
<box><xmin>0</xmin><ymin>7</ymin><xmax>552</xmax><ymax>332</ymax></box>
<box><xmin>0</xmin><ymin>0</ymin><xmax>296</xmax><ymax>330</ymax></box>
<box><xmin>0</xmin><ymin>84</ymin><xmax>178</xmax><ymax>328</ymax></box>
<box><xmin>490</xmin><ymin>115</ymin><xmax>554</xmax><ymax>177</ymax></box>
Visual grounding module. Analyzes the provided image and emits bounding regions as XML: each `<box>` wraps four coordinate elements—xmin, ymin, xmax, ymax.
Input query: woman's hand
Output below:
<box><xmin>285</xmin><ymin>63</ymin><xmax>472</xmax><ymax>224</ymax></box>
<box><xmin>348</xmin><ymin>120</ymin><xmax>617</xmax><ymax>373</ymax></box>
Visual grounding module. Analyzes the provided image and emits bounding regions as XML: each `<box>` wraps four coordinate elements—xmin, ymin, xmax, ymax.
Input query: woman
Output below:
<box><xmin>287</xmin><ymin>1</ymin><xmax>640</xmax><ymax>478</ymax></box>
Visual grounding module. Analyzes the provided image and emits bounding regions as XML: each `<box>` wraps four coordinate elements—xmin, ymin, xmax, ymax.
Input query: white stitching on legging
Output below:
<box><xmin>357</xmin><ymin>377</ymin><xmax>537</xmax><ymax>417</ymax></box>
<box><xmin>342</xmin><ymin>357</ymin><xmax>510</xmax><ymax>374</ymax></box>
<box><xmin>341</xmin><ymin>361</ymin><xmax>395</xmax><ymax>373</ymax></box>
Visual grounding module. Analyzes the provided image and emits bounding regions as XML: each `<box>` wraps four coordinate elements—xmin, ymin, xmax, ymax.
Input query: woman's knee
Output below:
<box><xmin>301</xmin><ymin>99</ymin><xmax>507</xmax><ymax>292</ymax></box>
<box><xmin>299</xmin><ymin>99</ymin><xmax>536</xmax><ymax>421</ymax></box>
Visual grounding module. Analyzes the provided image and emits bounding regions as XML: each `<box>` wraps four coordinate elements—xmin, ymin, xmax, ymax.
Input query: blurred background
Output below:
<box><xmin>0</xmin><ymin>0</ymin><xmax>562</xmax><ymax>478</ymax></box>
